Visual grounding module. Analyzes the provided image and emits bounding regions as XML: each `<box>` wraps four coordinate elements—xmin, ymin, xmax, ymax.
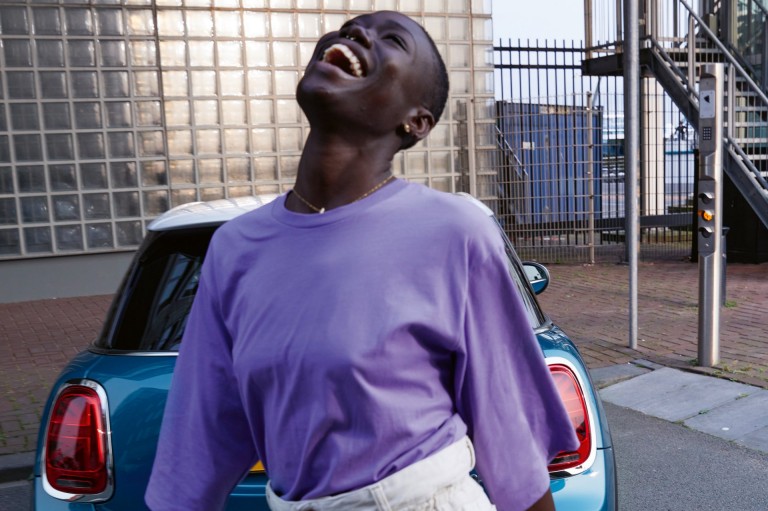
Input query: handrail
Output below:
<box><xmin>677</xmin><ymin>0</ymin><xmax>768</xmax><ymax>107</ymax></box>
<box><xmin>726</xmin><ymin>135</ymin><xmax>768</xmax><ymax>189</ymax></box>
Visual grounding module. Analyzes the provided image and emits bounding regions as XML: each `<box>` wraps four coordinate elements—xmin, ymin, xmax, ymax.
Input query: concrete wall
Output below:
<box><xmin>0</xmin><ymin>251</ymin><xmax>134</xmax><ymax>303</ymax></box>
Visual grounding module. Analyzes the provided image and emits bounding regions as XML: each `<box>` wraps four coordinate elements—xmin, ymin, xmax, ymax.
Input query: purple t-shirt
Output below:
<box><xmin>146</xmin><ymin>179</ymin><xmax>578</xmax><ymax>511</ymax></box>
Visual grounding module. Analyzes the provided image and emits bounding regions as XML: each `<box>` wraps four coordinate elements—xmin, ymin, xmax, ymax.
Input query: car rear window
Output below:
<box><xmin>95</xmin><ymin>227</ymin><xmax>216</xmax><ymax>352</ymax></box>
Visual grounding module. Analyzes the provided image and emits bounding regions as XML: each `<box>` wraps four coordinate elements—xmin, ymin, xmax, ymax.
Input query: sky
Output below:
<box><xmin>491</xmin><ymin>0</ymin><xmax>585</xmax><ymax>43</ymax></box>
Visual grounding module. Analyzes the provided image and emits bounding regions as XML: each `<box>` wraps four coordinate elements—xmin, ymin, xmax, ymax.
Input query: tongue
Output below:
<box><xmin>324</xmin><ymin>47</ymin><xmax>355</xmax><ymax>76</ymax></box>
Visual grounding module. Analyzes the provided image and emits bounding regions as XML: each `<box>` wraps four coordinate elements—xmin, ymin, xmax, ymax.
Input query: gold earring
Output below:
<box><xmin>403</xmin><ymin>123</ymin><xmax>411</xmax><ymax>134</ymax></box>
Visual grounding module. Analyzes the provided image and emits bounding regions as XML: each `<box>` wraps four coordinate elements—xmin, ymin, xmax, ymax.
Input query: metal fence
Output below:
<box><xmin>492</xmin><ymin>39</ymin><xmax>697</xmax><ymax>263</ymax></box>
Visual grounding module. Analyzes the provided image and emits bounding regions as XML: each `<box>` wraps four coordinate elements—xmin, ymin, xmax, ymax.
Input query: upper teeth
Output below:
<box><xmin>323</xmin><ymin>43</ymin><xmax>364</xmax><ymax>78</ymax></box>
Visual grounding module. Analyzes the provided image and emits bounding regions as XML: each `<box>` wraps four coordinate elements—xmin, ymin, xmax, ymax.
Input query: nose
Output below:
<box><xmin>343</xmin><ymin>24</ymin><xmax>372</xmax><ymax>49</ymax></box>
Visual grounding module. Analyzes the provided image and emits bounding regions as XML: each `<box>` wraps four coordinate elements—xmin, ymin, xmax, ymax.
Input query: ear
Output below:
<box><xmin>405</xmin><ymin>106</ymin><xmax>435</xmax><ymax>143</ymax></box>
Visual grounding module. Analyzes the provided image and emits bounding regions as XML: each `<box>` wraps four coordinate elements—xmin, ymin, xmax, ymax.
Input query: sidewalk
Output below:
<box><xmin>1</xmin><ymin>260</ymin><xmax>767</xmax><ymax>481</ymax></box>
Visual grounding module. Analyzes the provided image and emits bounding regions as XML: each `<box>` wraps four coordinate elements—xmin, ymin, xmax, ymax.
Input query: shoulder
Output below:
<box><xmin>394</xmin><ymin>182</ymin><xmax>497</xmax><ymax>234</ymax></box>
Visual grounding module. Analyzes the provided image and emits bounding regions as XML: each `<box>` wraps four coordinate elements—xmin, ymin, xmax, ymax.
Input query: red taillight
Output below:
<box><xmin>45</xmin><ymin>385</ymin><xmax>108</xmax><ymax>494</ymax></box>
<box><xmin>547</xmin><ymin>364</ymin><xmax>592</xmax><ymax>472</ymax></box>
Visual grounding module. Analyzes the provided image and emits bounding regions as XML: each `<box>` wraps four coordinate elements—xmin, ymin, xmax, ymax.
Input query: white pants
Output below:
<box><xmin>265</xmin><ymin>437</ymin><xmax>495</xmax><ymax>511</ymax></box>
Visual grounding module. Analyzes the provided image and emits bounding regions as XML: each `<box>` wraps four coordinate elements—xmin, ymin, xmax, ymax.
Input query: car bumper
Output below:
<box><xmin>551</xmin><ymin>446</ymin><xmax>617</xmax><ymax>511</ymax></box>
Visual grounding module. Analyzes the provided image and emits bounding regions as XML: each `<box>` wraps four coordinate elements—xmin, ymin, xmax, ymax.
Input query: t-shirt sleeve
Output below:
<box><xmin>145</xmin><ymin>240</ymin><xmax>258</xmax><ymax>511</ymax></box>
<box><xmin>453</xmin><ymin>231</ymin><xmax>579</xmax><ymax>511</ymax></box>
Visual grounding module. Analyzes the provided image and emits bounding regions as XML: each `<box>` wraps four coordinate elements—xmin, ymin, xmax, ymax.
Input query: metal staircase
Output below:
<box><xmin>583</xmin><ymin>0</ymin><xmax>768</xmax><ymax>234</ymax></box>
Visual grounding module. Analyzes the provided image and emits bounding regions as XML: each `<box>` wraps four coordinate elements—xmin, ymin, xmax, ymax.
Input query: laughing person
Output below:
<box><xmin>146</xmin><ymin>11</ymin><xmax>578</xmax><ymax>511</ymax></box>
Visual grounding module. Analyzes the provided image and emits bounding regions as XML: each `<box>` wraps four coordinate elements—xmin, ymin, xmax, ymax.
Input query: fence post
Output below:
<box><xmin>587</xmin><ymin>91</ymin><xmax>596</xmax><ymax>264</ymax></box>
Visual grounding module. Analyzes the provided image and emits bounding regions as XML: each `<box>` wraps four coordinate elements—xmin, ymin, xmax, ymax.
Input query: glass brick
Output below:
<box><xmin>243</xmin><ymin>0</ymin><xmax>267</xmax><ymax>7</ymax></box>
<box><xmin>272</xmin><ymin>41</ymin><xmax>297</xmax><ymax>67</ymax></box>
<box><xmin>141</xmin><ymin>160</ymin><xmax>167</xmax><ymax>186</ymax></box>
<box><xmin>224</xmin><ymin>128</ymin><xmax>248</xmax><ymax>153</ymax></box>
<box><xmin>100</xmin><ymin>41</ymin><xmax>127</xmax><ymax>67</ymax></box>
<box><xmin>324</xmin><ymin>0</ymin><xmax>347</xmax><ymax>9</ymax></box>
<box><xmin>113</xmin><ymin>191</ymin><xmax>140</xmax><ymax>217</ymax></box>
<box><xmin>271</xmin><ymin>0</ymin><xmax>293</xmax><ymax>7</ymax></box>
<box><xmin>214</xmin><ymin>0</ymin><xmax>240</xmax><ymax>7</ymax></box>
<box><xmin>103</xmin><ymin>71</ymin><xmax>130</xmax><ymax>97</ymax></box>
<box><xmin>218</xmin><ymin>41</ymin><xmax>243</xmax><ymax>67</ymax></box>
<box><xmin>110</xmin><ymin>161</ymin><xmax>138</xmax><ymax>188</ymax></box>
<box><xmin>0</xmin><ymin>106</ymin><xmax>5</xmax><ymax>131</ymax></box>
<box><xmin>71</xmin><ymin>71</ymin><xmax>99</xmax><ymax>98</ymax></box>
<box><xmin>33</xmin><ymin>0</ymin><xmax>62</xmax><ymax>23</ymax></box>
<box><xmin>424</xmin><ymin>0</ymin><xmax>444</xmax><ymax>11</ymax></box>
<box><xmin>43</xmin><ymin>103</ymin><xmax>71</xmax><ymax>130</ymax></box>
<box><xmin>143</xmin><ymin>190</ymin><xmax>169</xmax><ymax>216</ymax></box>
<box><xmin>116</xmin><ymin>220</ymin><xmax>142</xmax><ymax>246</ymax></box>
<box><xmin>162</xmin><ymin>71</ymin><xmax>188</xmax><ymax>96</ymax></box>
<box><xmin>55</xmin><ymin>224</ymin><xmax>83</xmax><ymax>251</ymax></box>
<box><xmin>37</xmin><ymin>40</ymin><xmax>65</xmax><ymax>67</ymax></box>
<box><xmin>186</xmin><ymin>11</ymin><xmax>214</xmax><ymax>38</ymax></box>
<box><xmin>24</xmin><ymin>226</ymin><xmax>53</xmax><ymax>253</ymax></box>
<box><xmin>250</xmin><ymin>99</ymin><xmax>274</xmax><ymax>123</ymax></box>
<box><xmin>77</xmin><ymin>133</ymin><xmax>105</xmax><ymax>159</ymax></box>
<box><xmin>0</xmin><ymin>228</ymin><xmax>21</xmax><ymax>255</ymax></box>
<box><xmin>49</xmin><ymin>164</ymin><xmax>77</xmax><ymax>191</ymax></box>
<box><xmin>157</xmin><ymin>10</ymin><xmax>184</xmax><ymax>36</ymax></box>
<box><xmin>1</xmin><ymin>7</ymin><xmax>30</xmax><ymax>35</ymax></box>
<box><xmin>160</xmin><ymin>41</ymin><xmax>187</xmax><ymax>67</ymax></box>
<box><xmin>84</xmin><ymin>193</ymin><xmax>111</xmax><ymax>219</ymax></box>
<box><xmin>299</xmin><ymin>42</ymin><xmax>315</xmax><ymax>67</ymax></box>
<box><xmin>189</xmin><ymin>41</ymin><xmax>214</xmax><ymax>67</ymax></box>
<box><xmin>448</xmin><ymin>17</ymin><xmax>468</xmax><ymax>40</ymax></box>
<box><xmin>165</xmin><ymin>101</ymin><xmax>190</xmax><ymax>125</ymax></box>
<box><xmin>17</xmin><ymin>165</ymin><xmax>46</xmax><ymax>192</ymax></box>
<box><xmin>472</xmin><ymin>17</ymin><xmax>493</xmax><ymax>41</ymax></box>
<box><xmin>199</xmin><ymin>159</ymin><xmax>223</xmax><ymax>183</ymax></box>
<box><xmin>273</xmin><ymin>71</ymin><xmax>297</xmax><ymax>96</ymax></box>
<box><xmin>449</xmin><ymin>44</ymin><xmax>470</xmax><ymax>67</ymax></box>
<box><xmin>52</xmin><ymin>195</ymin><xmax>80</xmax><ymax>221</ymax></box>
<box><xmin>40</xmin><ymin>71</ymin><xmax>68</xmax><ymax>98</ymax></box>
<box><xmin>471</xmin><ymin>0</ymin><xmax>492</xmax><ymax>14</ymax></box>
<box><xmin>243</xmin><ymin>12</ymin><xmax>268</xmax><ymax>38</ymax></box>
<box><xmin>196</xmin><ymin>129</ymin><xmax>221</xmax><ymax>153</ymax></box>
<box><xmin>297</xmin><ymin>13</ymin><xmax>321</xmax><ymax>38</ymax></box>
<box><xmin>10</xmin><ymin>104</ymin><xmax>40</xmax><ymax>130</ymax></box>
<box><xmin>450</xmin><ymin>70</ymin><xmax>470</xmax><ymax>93</ymax></box>
<box><xmin>108</xmin><ymin>132</ymin><xmax>136</xmax><ymax>158</ymax></box>
<box><xmin>21</xmin><ymin>196</ymin><xmax>50</xmax><ymax>223</ymax></box>
<box><xmin>349</xmin><ymin>0</ymin><xmax>372</xmax><ymax>10</ymax></box>
<box><xmin>222</xmin><ymin>100</ymin><xmax>246</xmax><ymax>124</ymax></box>
<box><xmin>278</xmin><ymin>127</ymin><xmax>302</xmax><ymax>152</ymax></box>
<box><xmin>430</xmin><ymin>123</ymin><xmax>451</xmax><ymax>146</ymax></box>
<box><xmin>276</xmin><ymin>99</ymin><xmax>300</xmax><ymax>123</ymax></box>
<box><xmin>226</xmin><ymin>158</ymin><xmax>250</xmax><ymax>182</ymax></box>
<box><xmin>86</xmin><ymin>223</ymin><xmax>114</xmax><ymax>248</ymax></box>
<box><xmin>46</xmin><ymin>133</ymin><xmax>74</xmax><ymax>160</ymax></box>
<box><xmin>0</xmin><ymin>137</ymin><xmax>11</xmax><ymax>163</ymax></box>
<box><xmin>14</xmin><ymin>135</ymin><xmax>43</xmax><ymax>161</ymax></box>
<box><xmin>127</xmin><ymin>9</ymin><xmax>155</xmax><ymax>36</ymax></box>
<box><xmin>194</xmin><ymin>100</ymin><xmax>219</xmax><ymax>125</ymax></box>
<box><xmin>228</xmin><ymin>185</ymin><xmax>253</xmax><ymax>197</ymax></box>
<box><xmin>248</xmin><ymin>70</ymin><xmax>272</xmax><ymax>96</ymax></box>
<box><xmin>215</xmin><ymin>10</ymin><xmax>241</xmax><ymax>37</ymax></box>
<box><xmin>68</xmin><ymin>40</ymin><xmax>96</xmax><ymax>66</ymax></box>
<box><xmin>80</xmin><ymin>163</ymin><xmax>108</xmax><ymax>189</ymax></box>
<box><xmin>187</xmin><ymin>0</ymin><xmax>212</xmax><ymax>7</ymax></box>
<box><xmin>130</xmin><ymin>41</ymin><xmax>157</xmax><ymax>66</ymax></box>
<box><xmin>446</xmin><ymin>0</ymin><xmax>465</xmax><ymax>12</ymax></box>
<box><xmin>106</xmin><ymin>102</ymin><xmax>132</xmax><ymax>128</ymax></box>
<box><xmin>169</xmin><ymin>159</ymin><xmax>195</xmax><ymax>184</ymax></box>
<box><xmin>134</xmin><ymin>71</ymin><xmax>160</xmax><ymax>97</ymax></box>
<box><xmin>297</xmin><ymin>0</ymin><xmax>320</xmax><ymax>7</ymax></box>
<box><xmin>136</xmin><ymin>101</ymin><xmax>162</xmax><ymax>126</ymax></box>
<box><xmin>270</xmin><ymin>12</ymin><xmax>294</xmax><ymax>38</ymax></box>
<box><xmin>253</xmin><ymin>156</ymin><xmax>277</xmax><ymax>180</ymax></box>
<box><xmin>474</xmin><ymin>70</ymin><xmax>493</xmax><ymax>94</ymax></box>
<box><xmin>246</xmin><ymin>41</ymin><xmax>270</xmax><ymax>67</ymax></box>
<box><xmin>65</xmin><ymin>8</ymin><xmax>94</xmax><ymax>36</ymax></box>
<box><xmin>168</xmin><ymin>130</ymin><xmax>192</xmax><ymax>156</ymax></box>
<box><xmin>139</xmin><ymin>131</ymin><xmax>164</xmax><ymax>156</ymax></box>
<box><xmin>279</xmin><ymin>155</ymin><xmax>299</xmax><ymax>179</ymax></box>
<box><xmin>251</xmin><ymin>128</ymin><xmax>276</xmax><ymax>152</ymax></box>
<box><xmin>220</xmin><ymin>71</ymin><xmax>245</xmax><ymax>96</ymax></box>
<box><xmin>4</xmin><ymin>40</ymin><xmax>32</xmax><ymax>67</ymax></box>
<box><xmin>8</xmin><ymin>72</ymin><xmax>36</xmax><ymax>99</ymax></box>
<box><xmin>200</xmin><ymin>187</ymin><xmax>224</xmax><ymax>201</ymax></box>
<box><xmin>423</xmin><ymin>17</ymin><xmax>446</xmax><ymax>40</ymax></box>
<box><xmin>171</xmin><ymin>188</ymin><xmax>197</xmax><ymax>206</ymax></box>
<box><xmin>97</xmin><ymin>9</ymin><xmax>124</xmax><ymax>36</ymax></box>
<box><xmin>405</xmin><ymin>151</ymin><xmax>428</xmax><ymax>174</ymax></box>
<box><xmin>74</xmin><ymin>102</ymin><xmax>102</xmax><ymax>129</ymax></box>
<box><xmin>191</xmin><ymin>70</ymin><xmax>217</xmax><ymax>96</ymax></box>
<box><xmin>373</xmin><ymin>0</ymin><xmax>397</xmax><ymax>10</ymax></box>
<box><xmin>0</xmin><ymin>198</ymin><xmax>17</xmax><ymax>225</ymax></box>
<box><xmin>0</xmin><ymin>167</ymin><xmax>13</xmax><ymax>193</ymax></box>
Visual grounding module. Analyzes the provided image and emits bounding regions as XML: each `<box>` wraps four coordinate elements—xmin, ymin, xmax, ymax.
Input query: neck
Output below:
<box><xmin>287</xmin><ymin>130</ymin><xmax>398</xmax><ymax>213</ymax></box>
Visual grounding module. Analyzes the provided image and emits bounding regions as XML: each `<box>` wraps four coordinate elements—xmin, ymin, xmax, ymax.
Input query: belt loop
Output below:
<box><xmin>371</xmin><ymin>483</ymin><xmax>392</xmax><ymax>511</ymax></box>
<box><xmin>465</xmin><ymin>437</ymin><xmax>476</xmax><ymax>468</ymax></box>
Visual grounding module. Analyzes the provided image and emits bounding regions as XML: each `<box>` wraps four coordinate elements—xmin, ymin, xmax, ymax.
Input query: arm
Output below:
<box><xmin>145</xmin><ymin>241</ymin><xmax>258</xmax><ymax>511</ymax></box>
<box><xmin>527</xmin><ymin>489</ymin><xmax>555</xmax><ymax>511</ymax></box>
<box><xmin>453</xmin><ymin>232</ymin><xmax>578</xmax><ymax>511</ymax></box>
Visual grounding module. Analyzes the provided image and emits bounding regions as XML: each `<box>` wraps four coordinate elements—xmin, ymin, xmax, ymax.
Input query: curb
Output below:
<box><xmin>0</xmin><ymin>451</ymin><xmax>34</xmax><ymax>484</ymax></box>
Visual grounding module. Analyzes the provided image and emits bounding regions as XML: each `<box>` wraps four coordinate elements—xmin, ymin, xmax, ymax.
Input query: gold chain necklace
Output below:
<box><xmin>290</xmin><ymin>175</ymin><xmax>395</xmax><ymax>214</ymax></box>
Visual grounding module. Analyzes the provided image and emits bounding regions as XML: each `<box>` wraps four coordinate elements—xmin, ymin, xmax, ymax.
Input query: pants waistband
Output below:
<box><xmin>266</xmin><ymin>436</ymin><xmax>476</xmax><ymax>511</ymax></box>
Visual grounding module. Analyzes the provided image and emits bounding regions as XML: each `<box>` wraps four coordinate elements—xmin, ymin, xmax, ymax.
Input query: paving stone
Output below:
<box><xmin>684</xmin><ymin>391</ymin><xmax>768</xmax><ymax>441</ymax></box>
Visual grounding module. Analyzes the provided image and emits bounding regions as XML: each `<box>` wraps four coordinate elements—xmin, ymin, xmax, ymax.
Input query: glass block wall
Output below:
<box><xmin>0</xmin><ymin>0</ymin><xmax>494</xmax><ymax>260</ymax></box>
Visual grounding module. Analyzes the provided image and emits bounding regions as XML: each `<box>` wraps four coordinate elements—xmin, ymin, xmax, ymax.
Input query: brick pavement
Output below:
<box><xmin>1</xmin><ymin>260</ymin><xmax>767</xmax><ymax>457</ymax></box>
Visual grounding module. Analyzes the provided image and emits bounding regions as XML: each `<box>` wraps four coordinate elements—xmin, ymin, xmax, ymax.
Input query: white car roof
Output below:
<box><xmin>147</xmin><ymin>195</ymin><xmax>279</xmax><ymax>231</ymax></box>
<box><xmin>147</xmin><ymin>191</ymin><xmax>492</xmax><ymax>232</ymax></box>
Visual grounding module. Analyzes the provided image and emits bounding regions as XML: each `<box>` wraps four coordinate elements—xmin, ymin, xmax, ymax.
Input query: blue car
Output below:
<box><xmin>33</xmin><ymin>193</ymin><xmax>617</xmax><ymax>510</ymax></box>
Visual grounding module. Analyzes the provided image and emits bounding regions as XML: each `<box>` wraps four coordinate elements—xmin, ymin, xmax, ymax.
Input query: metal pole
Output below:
<box><xmin>697</xmin><ymin>64</ymin><xmax>724</xmax><ymax>367</ymax></box>
<box><xmin>584</xmin><ymin>0</ymin><xmax>594</xmax><ymax>59</ymax></box>
<box><xmin>624</xmin><ymin>0</ymin><xmax>640</xmax><ymax>350</ymax></box>
<box><xmin>587</xmin><ymin>91</ymin><xmax>596</xmax><ymax>264</ymax></box>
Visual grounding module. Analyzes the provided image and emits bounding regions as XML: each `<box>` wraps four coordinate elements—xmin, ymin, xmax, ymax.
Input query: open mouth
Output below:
<box><xmin>322</xmin><ymin>44</ymin><xmax>366</xmax><ymax>78</ymax></box>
